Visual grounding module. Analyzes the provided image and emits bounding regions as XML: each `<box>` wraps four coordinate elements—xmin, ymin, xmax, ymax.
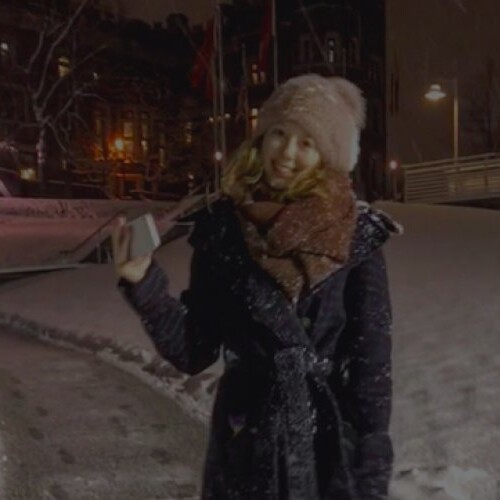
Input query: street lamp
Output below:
<box><xmin>424</xmin><ymin>78</ymin><xmax>459</xmax><ymax>163</ymax></box>
<box><xmin>388</xmin><ymin>159</ymin><xmax>399</xmax><ymax>200</ymax></box>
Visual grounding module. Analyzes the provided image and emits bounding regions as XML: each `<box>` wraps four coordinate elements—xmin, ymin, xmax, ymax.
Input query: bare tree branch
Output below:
<box><xmin>26</xmin><ymin>24</ymin><xmax>48</xmax><ymax>75</ymax></box>
<box><xmin>40</xmin><ymin>44</ymin><xmax>106</xmax><ymax>114</ymax></box>
<box><xmin>35</xmin><ymin>0</ymin><xmax>91</xmax><ymax>101</ymax></box>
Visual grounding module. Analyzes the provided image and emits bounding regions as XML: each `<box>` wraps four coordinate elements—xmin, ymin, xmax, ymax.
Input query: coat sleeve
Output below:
<box><xmin>343</xmin><ymin>247</ymin><xmax>394</xmax><ymax>500</ymax></box>
<box><xmin>117</xmin><ymin>224</ymin><xmax>223</xmax><ymax>376</ymax></box>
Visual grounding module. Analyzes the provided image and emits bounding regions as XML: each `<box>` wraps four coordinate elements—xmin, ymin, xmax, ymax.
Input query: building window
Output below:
<box><xmin>140</xmin><ymin>113</ymin><xmax>149</xmax><ymax>140</ymax></box>
<box><xmin>251</xmin><ymin>64</ymin><xmax>266</xmax><ymax>85</ymax></box>
<box><xmin>140</xmin><ymin>113</ymin><xmax>149</xmax><ymax>159</ymax></box>
<box><xmin>185</xmin><ymin>121</ymin><xmax>193</xmax><ymax>145</ymax></box>
<box><xmin>123</xmin><ymin>117</ymin><xmax>134</xmax><ymax>139</ymax></box>
<box><xmin>348</xmin><ymin>38</ymin><xmax>359</xmax><ymax>66</ymax></box>
<box><xmin>157</xmin><ymin>122</ymin><xmax>166</xmax><ymax>167</ymax></box>
<box><xmin>251</xmin><ymin>64</ymin><xmax>259</xmax><ymax>85</ymax></box>
<box><xmin>20</xmin><ymin>167</ymin><xmax>37</xmax><ymax>181</ymax></box>
<box><xmin>159</xmin><ymin>147</ymin><xmax>166</xmax><ymax>167</ymax></box>
<box><xmin>122</xmin><ymin>112</ymin><xmax>134</xmax><ymax>160</ymax></box>
<box><xmin>327</xmin><ymin>39</ymin><xmax>336</xmax><ymax>64</ymax></box>
<box><xmin>368</xmin><ymin>58</ymin><xmax>382</xmax><ymax>86</ymax></box>
<box><xmin>58</xmin><ymin>56</ymin><xmax>70</xmax><ymax>78</ymax></box>
<box><xmin>0</xmin><ymin>41</ymin><xmax>11</xmax><ymax>66</ymax></box>
<box><xmin>250</xmin><ymin>108</ymin><xmax>259</xmax><ymax>134</ymax></box>
<box><xmin>141</xmin><ymin>140</ymin><xmax>148</xmax><ymax>158</ymax></box>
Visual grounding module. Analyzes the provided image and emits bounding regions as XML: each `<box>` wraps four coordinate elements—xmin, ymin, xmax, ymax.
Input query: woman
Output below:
<box><xmin>113</xmin><ymin>74</ymin><xmax>401</xmax><ymax>500</ymax></box>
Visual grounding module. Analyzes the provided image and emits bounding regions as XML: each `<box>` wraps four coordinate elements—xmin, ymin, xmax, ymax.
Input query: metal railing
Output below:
<box><xmin>59</xmin><ymin>188</ymin><xmax>221</xmax><ymax>265</ymax></box>
<box><xmin>403</xmin><ymin>153</ymin><xmax>500</xmax><ymax>203</ymax></box>
<box><xmin>60</xmin><ymin>210</ymin><xmax>123</xmax><ymax>264</ymax></box>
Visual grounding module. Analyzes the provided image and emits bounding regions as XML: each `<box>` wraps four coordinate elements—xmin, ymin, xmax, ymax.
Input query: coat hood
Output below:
<box><xmin>349</xmin><ymin>201</ymin><xmax>403</xmax><ymax>265</ymax></box>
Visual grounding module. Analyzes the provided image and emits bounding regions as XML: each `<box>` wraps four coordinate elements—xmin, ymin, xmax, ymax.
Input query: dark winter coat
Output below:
<box><xmin>119</xmin><ymin>198</ymin><xmax>399</xmax><ymax>500</ymax></box>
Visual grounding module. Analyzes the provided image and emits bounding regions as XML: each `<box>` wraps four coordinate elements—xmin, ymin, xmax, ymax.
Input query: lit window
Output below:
<box><xmin>124</xmin><ymin>140</ymin><xmax>134</xmax><ymax>159</ymax></box>
<box><xmin>141</xmin><ymin>140</ymin><xmax>148</xmax><ymax>158</ymax></box>
<box><xmin>327</xmin><ymin>39</ymin><xmax>336</xmax><ymax>64</ymax></box>
<box><xmin>0</xmin><ymin>41</ymin><xmax>10</xmax><ymax>65</ymax></box>
<box><xmin>58</xmin><ymin>56</ymin><xmax>70</xmax><ymax>78</ymax></box>
<box><xmin>159</xmin><ymin>147</ymin><xmax>166</xmax><ymax>167</ymax></box>
<box><xmin>251</xmin><ymin>64</ymin><xmax>259</xmax><ymax>85</ymax></box>
<box><xmin>93</xmin><ymin>71</ymin><xmax>99</xmax><ymax>80</ymax></box>
<box><xmin>250</xmin><ymin>108</ymin><xmax>259</xmax><ymax>133</ymax></box>
<box><xmin>185</xmin><ymin>122</ymin><xmax>192</xmax><ymax>145</ymax></box>
<box><xmin>20</xmin><ymin>167</ymin><xmax>36</xmax><ymax>181</ymax></box>
<box><xmin>123</xmin><ymin>120</ymin><xmax>134</xmax><ymax>139</ymax></box>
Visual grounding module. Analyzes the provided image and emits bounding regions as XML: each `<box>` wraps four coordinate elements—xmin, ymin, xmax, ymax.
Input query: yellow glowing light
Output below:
<box><xmin>114</xmin><ymin>138</ymin><xmax>124</xmax><ymax>151</ymax></box>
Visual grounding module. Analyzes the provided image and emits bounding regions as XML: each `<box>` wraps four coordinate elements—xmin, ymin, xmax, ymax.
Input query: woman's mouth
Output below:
<box><xmin>272</xmin><ymin>160</ymin><xmax>295</xmax><ymax>178</ymax></box>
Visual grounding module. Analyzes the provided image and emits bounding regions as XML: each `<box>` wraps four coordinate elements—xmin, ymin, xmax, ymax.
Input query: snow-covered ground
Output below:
<box><xmin>0</xmin><ymin>198</ymin><xmax>499</xmax><ymax>499</ymax></box>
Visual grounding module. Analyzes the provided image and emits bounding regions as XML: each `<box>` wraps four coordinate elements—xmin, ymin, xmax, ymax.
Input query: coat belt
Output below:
<box><xmin>273</xmin><ymin>346</ymin><xmax>359</xmax><ymax>500</ymax></box>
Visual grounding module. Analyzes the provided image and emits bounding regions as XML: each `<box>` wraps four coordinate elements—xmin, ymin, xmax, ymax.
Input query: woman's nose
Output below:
<box><xmin>281</xmin><ymin>136</ymin><xmax>298</xmax><ymax>159</ymax></box>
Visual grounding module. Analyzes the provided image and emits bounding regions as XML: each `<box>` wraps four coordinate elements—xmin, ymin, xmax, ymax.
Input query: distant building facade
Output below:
<box><xmin>0</xmin><ymin>0</ymin><xmax>386</xmax><ymax>200</ymax></box>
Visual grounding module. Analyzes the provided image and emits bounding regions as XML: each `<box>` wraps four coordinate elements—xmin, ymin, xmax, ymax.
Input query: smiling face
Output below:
<box><xmin>260</xmin><ymin>120</ymin><xmax>322</xmax><ymax>191</ymax></box>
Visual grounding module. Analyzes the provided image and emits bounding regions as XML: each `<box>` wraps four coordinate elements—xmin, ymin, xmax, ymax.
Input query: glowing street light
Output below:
<box><xmin>389</xmin><ymin>159</ymin><xmax>399</xmax><ymax>171</ymax></box>
<box><xmin>424</xmin><ymin>83</ymin><xmax>446</xmax><ymax>102</ymax></box>
<box><xmin>424</xmin><ymin>78</ymin><xmax>459</xmax><ymax>163</ymax></box>
<box><xmin>388</xmin><ymin>159</ymin><xmax>400</xmax><ymax>200</ymax></box>
<box><xmin>214</xmin><ymin>151</ymin><xmax>223</xmax><ymax>162</ymax></box>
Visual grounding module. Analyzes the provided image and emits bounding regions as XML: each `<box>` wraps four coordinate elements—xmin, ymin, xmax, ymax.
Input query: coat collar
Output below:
<box><xmin>190</xmin><ymin>197</ymin><xmax>402</xmax><ymax>339</ymax></box>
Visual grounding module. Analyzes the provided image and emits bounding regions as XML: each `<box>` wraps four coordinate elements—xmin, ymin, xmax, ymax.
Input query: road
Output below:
<box><xmin>0</xmin><ymin>326</ymin><xmax>207</xmax><ymax>500</ymax></box>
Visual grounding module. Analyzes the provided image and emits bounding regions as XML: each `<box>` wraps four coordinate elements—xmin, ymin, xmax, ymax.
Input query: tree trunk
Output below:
<box><xmin>36</xmin><ymin>125</ymin><xmax>47</xmax><ymax>196</ymax></box>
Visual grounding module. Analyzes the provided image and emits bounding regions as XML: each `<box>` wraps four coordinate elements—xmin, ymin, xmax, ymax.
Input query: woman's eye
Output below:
<box><xmin>272</xmin><ymin>127</ymin><xmax>285</xmax><ymax>136</ymax></box>
<box><xmin>302</xmin><ymin>139</ymin><xmax>313</xmax><ymax>148</ymax></box>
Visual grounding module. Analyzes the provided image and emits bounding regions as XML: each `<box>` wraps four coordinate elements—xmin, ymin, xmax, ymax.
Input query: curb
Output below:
<box><xmin>0</xmin><ymin>312</ymin><xmax>217</xmax><ymax>425</ymax></box>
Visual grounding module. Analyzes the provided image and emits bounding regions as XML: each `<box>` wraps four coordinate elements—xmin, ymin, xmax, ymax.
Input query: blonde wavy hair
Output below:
<box><xmin>221</xmin><ymin>138</ymin><xmax>334</xmax><ymax>205</ymax></box>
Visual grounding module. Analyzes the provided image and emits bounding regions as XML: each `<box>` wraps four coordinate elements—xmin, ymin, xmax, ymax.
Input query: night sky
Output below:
<box><xmin>116</xmin><ymin>0</ymin><xmax>217</xmax><ymax>25</ymax></box>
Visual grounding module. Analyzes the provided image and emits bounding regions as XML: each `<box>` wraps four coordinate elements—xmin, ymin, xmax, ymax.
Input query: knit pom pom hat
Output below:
<box><xmin>255</xmin><ymin>74</ymin><xmax>366</xmax><ymax>173</ymax></box>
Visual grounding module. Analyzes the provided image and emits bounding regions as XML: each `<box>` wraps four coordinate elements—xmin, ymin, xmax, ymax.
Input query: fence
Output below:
<box><xmin>403</xmin><ymin>153</ymin><xmax>500</xmax><ymax>204</ymax></box>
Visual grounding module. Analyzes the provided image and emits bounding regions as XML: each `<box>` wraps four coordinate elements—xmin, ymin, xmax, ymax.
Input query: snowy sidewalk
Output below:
<box><xmin>0</xmin><ymin>200</ymin><xmax>499</xmax><ymax>499</ymax></box>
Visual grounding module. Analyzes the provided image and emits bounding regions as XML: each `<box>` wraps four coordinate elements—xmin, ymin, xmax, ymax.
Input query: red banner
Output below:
<box><xmin>190</xmin><ymin>18</ymin><xmax>215</xmax><ymax>91</ymax></box>
<box><xmin>257</xmin><ymin>0</ymin><xmax>272</xmax><ymax>73</ymax></box>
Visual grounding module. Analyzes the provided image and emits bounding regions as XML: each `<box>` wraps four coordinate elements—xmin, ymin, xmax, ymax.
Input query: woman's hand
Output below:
<box><xmin>112</xmin><ymin>216</ymin><xmax>153</xmax><ymax>283</ymax></box>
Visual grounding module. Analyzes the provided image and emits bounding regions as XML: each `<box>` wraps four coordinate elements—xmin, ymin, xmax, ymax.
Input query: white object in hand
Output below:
<box><xmin>127</xmin><ymin>213</ymin><xmax>161</xmax><ymax>259</ymax></box>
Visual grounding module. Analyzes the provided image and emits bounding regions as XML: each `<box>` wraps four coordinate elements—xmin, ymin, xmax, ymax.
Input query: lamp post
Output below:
<box><xmin>424</xmin><ymin>78</ymin><xmax>459</xmax><ymax>163</ymax></box>
<box><xmin>388</xmin><ymin>159</ymin><xmax>399</xmax><ymax>200</ymax></box>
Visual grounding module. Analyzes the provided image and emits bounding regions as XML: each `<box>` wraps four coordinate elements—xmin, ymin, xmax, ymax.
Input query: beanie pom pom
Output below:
<box><xmin>328</xmin><ymin>77</ymin><xmax>366</xmax><ymax>129</ymax></box>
